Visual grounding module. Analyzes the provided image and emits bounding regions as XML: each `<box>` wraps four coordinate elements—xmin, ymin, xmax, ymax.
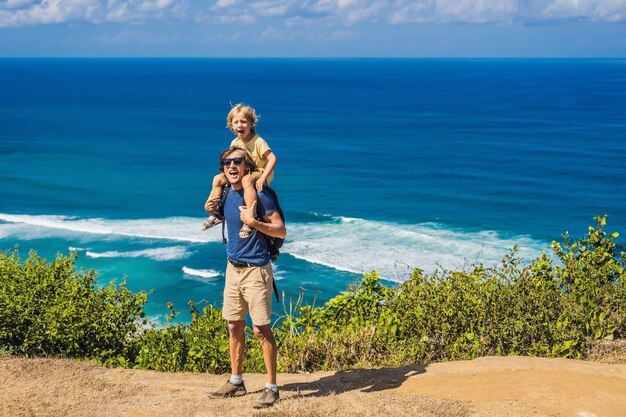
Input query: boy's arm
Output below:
<box><xmin>257</xmin><ymin>150</ymin><xmax>277</xmax><ymax>191</ymax></box>
<box><xmin>239</xmin><ymin>201</ymin><xmax>286</xmax><ymax>239</ymax></box>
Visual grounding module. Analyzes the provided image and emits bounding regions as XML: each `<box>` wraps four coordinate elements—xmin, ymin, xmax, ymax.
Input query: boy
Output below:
<box><xmin>203</xmin><ymin>103</ymin><xmax>278</xmax><ymax>238</ymax></box>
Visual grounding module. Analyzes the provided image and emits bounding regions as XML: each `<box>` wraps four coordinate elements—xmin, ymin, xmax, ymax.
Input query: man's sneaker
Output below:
<box><xmin>209</xmin><ymin>380</ymin><xmax>247</xmax><ymax>398</ymax></box>
<box><xmin>253</xmin><ymin>387</ymin><xmax>279</xmax><ymax>409</ymax></box>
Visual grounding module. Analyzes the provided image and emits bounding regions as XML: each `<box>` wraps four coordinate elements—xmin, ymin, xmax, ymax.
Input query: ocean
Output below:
<box><xmin>1</xmin><ymin>58</ymin><xmax>625</xmax><ymax>323</ymax></box>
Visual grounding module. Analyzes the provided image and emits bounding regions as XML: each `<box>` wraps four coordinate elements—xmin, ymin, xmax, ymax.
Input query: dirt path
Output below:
<box><xmin>2</xmin><ymin>355</ymin><xmax>625</xmax><ymax>417</ymax></box>
<box><xmin>394</xmin><ymin>356</ymin><xmax>626</xmax><ymax>417</ymax></box>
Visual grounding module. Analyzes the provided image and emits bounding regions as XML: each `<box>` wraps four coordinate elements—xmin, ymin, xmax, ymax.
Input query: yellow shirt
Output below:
<box><xmin>231</xmin><ymin>134</ymin><xmax>274</xmax><ymax>184</ymax></box>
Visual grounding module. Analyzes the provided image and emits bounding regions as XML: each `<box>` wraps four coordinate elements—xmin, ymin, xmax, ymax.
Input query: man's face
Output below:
<box><xmin>222</xmin><ymin>150</ymin><xmax>247</xmax><ymax>185</ymax></box>
<box><xmin>231</xmin><ymin>112</ymin><xmax>252</xmax><ymax>141</ymax></box>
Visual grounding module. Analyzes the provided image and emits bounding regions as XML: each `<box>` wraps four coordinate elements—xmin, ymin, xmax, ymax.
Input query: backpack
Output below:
<box><xmin>217</xmin><ymin>185</ymin><xmax>285</xmax><ymax>301</ymax></box>
<box><xmin>262</xmin><ymin>186</ymin><xmax>285</xmax><ymax>261</ymax></box>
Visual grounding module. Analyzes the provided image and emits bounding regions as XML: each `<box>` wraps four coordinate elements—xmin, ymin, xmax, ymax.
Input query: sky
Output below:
<box><xmin>0</xmin><ymin>0</ymin><xmax>625</xmax><ymax>57</ymax></box>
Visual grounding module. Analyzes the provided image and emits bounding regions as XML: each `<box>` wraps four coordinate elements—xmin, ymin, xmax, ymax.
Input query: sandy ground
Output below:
<box><xmin>1</xmin><ymin>354</ymin><xmax>625</xmax><ymax>417</ymax></box>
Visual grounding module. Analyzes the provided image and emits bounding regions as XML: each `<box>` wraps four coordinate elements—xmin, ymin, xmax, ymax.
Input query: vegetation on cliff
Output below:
<box><xmin>1</xmin><ymin>215</ymin><xmax>624</xmax><ymax>373</ymax></box>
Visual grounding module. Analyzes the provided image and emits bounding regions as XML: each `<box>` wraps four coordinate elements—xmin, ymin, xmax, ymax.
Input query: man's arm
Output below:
<box><xmin>239</xmin><ymin>201</ymin><xmax>286</xmax><ymax>239</ymax></box>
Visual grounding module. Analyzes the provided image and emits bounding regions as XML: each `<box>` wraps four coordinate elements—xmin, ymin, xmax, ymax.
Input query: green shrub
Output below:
<box><xmin>134</xmin><ymin>301</ymin><xmax>231</xmax><ymax>373</ymax></box>
<box><xmin>552</xmin><ymin>215</ymin><xmax>626</xmax><ymax>343</ymax></box>
<box><xmin>0</xmin><ymin>249</ymin><xmax>148</xmax><ymax>364</ymax></box>
<box><xmin>1</xmin><ymin>215</ymin><xmax>624</xmax><ymax>373</ymax></box>
<box><xmin>278</xmin><ymin>215</ymin><xmax>625</xmax><ymax>369</ymax></box>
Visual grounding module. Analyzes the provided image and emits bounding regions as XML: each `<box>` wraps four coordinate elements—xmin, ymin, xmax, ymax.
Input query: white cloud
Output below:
<box><xmin>216</xmin><ymin>13</ymin><xmax>255</xmax><ymax>23</ymax></box>
<box><xmin>0</xmin><ymin>0</ymin><xmax>183</xmax><ymax>27</ymax></box>
<box><xmin>252</xmin><ymin>0</ymin><xmax>299</xmax><ymax>17</ymax></box>
<box><xmin>214</xmin><ymin>0</ymin><xmax>238</xmax><ymax>7</ymax></box>
<box><xmin>0</xmin><ymin>0</ymin><xmax>38</xmax><ymax>9</ymax></box>
<box><xmin>337</xmin><ymin>0</ymin><xmax>359</xmax><ymax>9</ymax></box>
<box><xmin>205</xmin><ymin>0</ymin><xmax>626</xmax><ymax>26</ymax></box>
<box><xmin>537</xmin><ymin>0</ymin><xmax>626</xmax><ymax>21</ymax></box>
<box><xmin>96</xmin><ymin>27</ymin><xmax>181</xmax><ymax>44</ymax></box>
<box><xmin>105</xmin><ymin>0</ymin><xmax>181</xmax><ymax>22</ymax></box>
<box><xmin>343</xmin><ymin>1</ymin><xmax>385</xmax><ymax>25</ymax></box>
<box><xmin>1</xmin><ymin>0</ymin><xmax>625</xmax><ymax>27</ymax></box>
<box><xmin>0</xmin><ymin>0</ymin><xmax>100</xmax><ymax>26</ymax></box>
<box><xmin>437</xmin><ymin>0</ymin><xmax>518</xmax><ymax>23</ymax></box>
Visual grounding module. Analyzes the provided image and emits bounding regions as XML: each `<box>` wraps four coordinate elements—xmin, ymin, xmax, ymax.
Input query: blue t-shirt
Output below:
<box><xmin>224</xmin><ymin>187</ymin><xmax>277</xmax><ymax>266</ymax></box>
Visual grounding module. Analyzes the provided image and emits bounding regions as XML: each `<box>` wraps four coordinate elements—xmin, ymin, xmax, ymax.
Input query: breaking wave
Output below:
<box><xmin>0</xmin><ymin>213</ymin><xmax>222</xmax><ymax>243</ymax></box>
<box><xmin>283</xmin><ymin>215</ymin><xmax>547</xmax><ymax>282</ymax></box>
<box><xmin>86</xmin><ymin>246</ymin><xmax>190</xmax><ymax>261</ymax></box>
<box><xmin>182</xmin><ymin>266</ymin><xmax>221</xmax><ymax>279</ymax></box>
<box><xmin>0</xmin><ymin>212</ymin><xmax>548</xmax><ymax>282</ymax></box>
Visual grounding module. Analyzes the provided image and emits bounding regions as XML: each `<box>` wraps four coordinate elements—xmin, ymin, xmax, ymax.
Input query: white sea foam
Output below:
<box><xmin>0</xmin><ymin>212</ymin><xmax>549</xmax><ymax>282</ymax></box>
<box><xmin>86</xmin><ymin>246</ymin><xmax>190</xmax><ymax>261</ymax></box>
<box><xmin>282</xmin><ymin>216</ymin><xmax>548</xmax><ymax>283</ymax></box>
<box><xmin>0</xmin><ymin>213</ymin><xmax>222</xmax><ymax>243</ymax></box>
<box><xmin>182</xmin><ymin>266</ymin><xmax>221</xmax><ymax>279</ymax></box>
<box><xmin>272</xmin><ymin>263</ymin><xmax>286</xmax><ymax>281</ymax></box>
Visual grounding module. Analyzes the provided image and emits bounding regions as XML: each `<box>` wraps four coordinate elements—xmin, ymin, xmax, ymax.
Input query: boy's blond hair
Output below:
<box><xmin>226</xmin><ymin>103</ymin><xmax>259</xmax><ymax>132</ymax></box>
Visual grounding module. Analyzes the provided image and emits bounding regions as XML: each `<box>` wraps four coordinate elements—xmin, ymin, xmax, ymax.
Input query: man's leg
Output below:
<box><xmin>252</xmin><ymin>324</ymin><xmax>279</xmax><ymax>408</ymax></box>
<box><xmin>210</xmin><ymin>263</ymin><xmax>248</xmax><ymax>399</ymax></box>
<box><xmin>253</xmin><ymin>324</ymin><xmax>277</xmax><ymax>384</ymax></box>
<box><xmin>244</xmin><ymin>264</ymin><xmax>279</xmax><ymax>408</ymax></box>
<box><xmin>229</xmin><ymin>320</ymin><xmax>246</xmax><ymax>376</ymax></box>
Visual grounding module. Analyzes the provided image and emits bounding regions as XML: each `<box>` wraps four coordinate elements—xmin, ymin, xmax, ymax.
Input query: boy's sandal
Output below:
<box><xmin>239</xmin><ymin>224</ymin><xmax>253</xmax><ymax>238</ymax></box>
<box><xmin>202</xmin><ymin>215</ymin><xmax>223</xmax><ymax>231</ymax></box>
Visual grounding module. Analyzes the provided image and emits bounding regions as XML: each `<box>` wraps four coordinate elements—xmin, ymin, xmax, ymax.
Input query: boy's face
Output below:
<box><xmin>231</xmin><ymin>112</ymin><xmax>253</xmax><ymax>141</ymax></box>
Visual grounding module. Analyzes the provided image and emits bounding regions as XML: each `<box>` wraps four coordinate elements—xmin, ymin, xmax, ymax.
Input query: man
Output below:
<box><xmin>208</xmin><ymin>146</ymin><xmax>286</xmax><ymax>409</ymax></box>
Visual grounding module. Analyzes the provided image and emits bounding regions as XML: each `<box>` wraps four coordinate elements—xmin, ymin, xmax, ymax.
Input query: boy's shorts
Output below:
<box><xmin>222</xmin><ymin>261</ymin><xmax>273</xmax><ymax>326</ymax></box>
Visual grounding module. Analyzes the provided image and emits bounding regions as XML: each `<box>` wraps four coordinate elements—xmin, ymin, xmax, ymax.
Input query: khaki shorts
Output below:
<box><xmin>222</xmin><ymin>262</ymin><xmax>273</xmax><ymax>325</ymax></box>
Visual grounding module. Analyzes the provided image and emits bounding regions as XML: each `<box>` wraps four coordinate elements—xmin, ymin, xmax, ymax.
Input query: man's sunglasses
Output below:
<box><xmin>221</xmin><ymin>157</ymin><xmax>244</xmax><ymax>166</ymax></box>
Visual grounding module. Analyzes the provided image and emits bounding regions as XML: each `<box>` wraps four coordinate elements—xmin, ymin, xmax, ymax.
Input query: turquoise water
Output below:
<box><xmin>1</xmin><ymin>58</ymin><xmax>625</xmax><ymax>323</ymax></box>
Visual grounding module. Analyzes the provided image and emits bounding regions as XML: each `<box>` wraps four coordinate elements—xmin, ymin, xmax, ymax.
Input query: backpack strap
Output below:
<box><xmin>264</xmin><ymin>186</ymin><xmax>282</xmax><ymax>302</ymax></box>
<box><xmin>272</xmin><ymin>280</ymin><xmax>279</xmax><ymax>303</ymax></box>
<box><xmin>265</xmin><ymin>186</ymin><xmax>284</xmax><ymax>222</ymax></box>
<box><xmin>220</xmin><ymin>186</ymin><xmax>230</xmax><ymax>244</ymax></box>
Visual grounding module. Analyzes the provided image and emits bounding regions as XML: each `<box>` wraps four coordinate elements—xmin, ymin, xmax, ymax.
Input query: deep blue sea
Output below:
<box><xmin>1</xmin><ymin>58</ymin><xmax>625</xmax><ymax>324</ymax></box>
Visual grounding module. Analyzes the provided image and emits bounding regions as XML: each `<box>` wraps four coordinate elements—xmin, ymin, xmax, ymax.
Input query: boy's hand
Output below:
<box><xmin>256</xmin><ymin>176</ymin><xmax>267</xmax><ymax>192</ymax></box>
<box><xmin>239</xmin><ymin>201</ymin><xmax>257</xmax><ymax>226</ymax></box>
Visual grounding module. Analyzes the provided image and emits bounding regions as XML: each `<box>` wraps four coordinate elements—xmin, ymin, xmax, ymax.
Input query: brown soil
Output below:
<box><xmin>2</xmin><ymin>354</ymin><xmax>625</xmax><ymax>417</ymax></box>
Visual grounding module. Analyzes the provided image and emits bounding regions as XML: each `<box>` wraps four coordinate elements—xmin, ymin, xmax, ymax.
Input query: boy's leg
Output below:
<box><xmin>239</xmin><ymin>174</ymin><xmax>257</xmax><ymax>238</ymax></box>
<box><xmin>204</xmin><ymin>173</ymin><xmax>228</xmax><ymax>214</ymax></box>
<box><xmin>203</xmin><ymin>174</ymin><xmax>228</xmax><ymax>230</ymax></box>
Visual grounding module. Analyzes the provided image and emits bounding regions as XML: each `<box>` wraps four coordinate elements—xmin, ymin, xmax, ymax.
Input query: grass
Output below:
<box><xmin>587</xmin><ymin>338</ymin><xmax>626</xmax><ymax>364</ymax></box>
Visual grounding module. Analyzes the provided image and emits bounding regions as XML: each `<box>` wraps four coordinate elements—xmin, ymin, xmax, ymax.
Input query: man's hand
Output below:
<box><xmin>239</xmin><ymin>200</ymin><xmax>257</xmax><ymax>226</ymax></box>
